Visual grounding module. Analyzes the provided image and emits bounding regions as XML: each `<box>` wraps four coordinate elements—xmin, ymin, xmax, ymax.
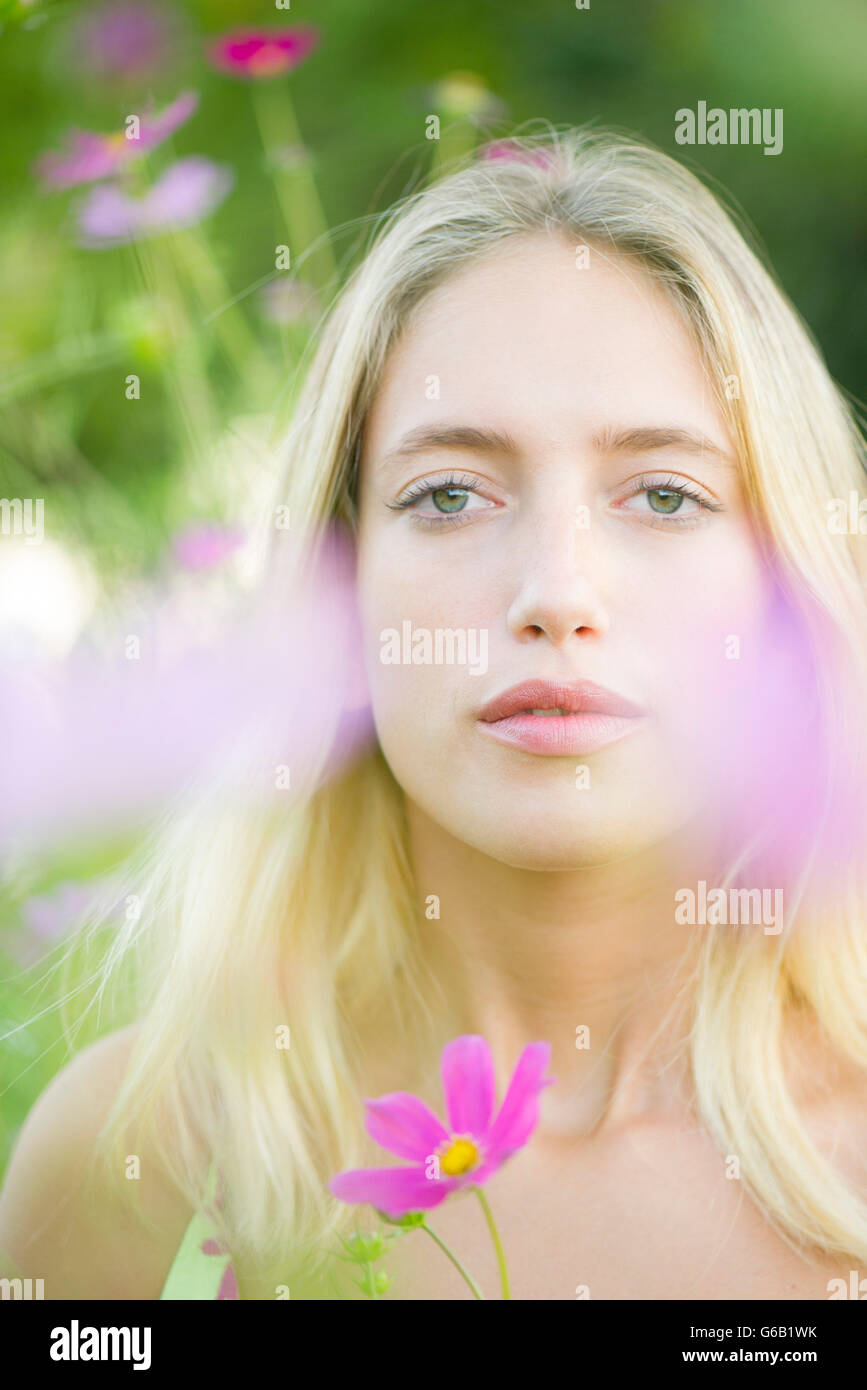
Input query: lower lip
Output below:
<box><xmin>476</xmin><ymin>711</ymin><xmax>645</xmax><ymax>756</ymax></box>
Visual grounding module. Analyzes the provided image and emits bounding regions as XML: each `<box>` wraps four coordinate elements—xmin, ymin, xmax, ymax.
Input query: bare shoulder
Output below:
<box><xmin>0</xmin><ymin>1023</ymin><xmax>196</xmax><ymax>1300</ymax></box>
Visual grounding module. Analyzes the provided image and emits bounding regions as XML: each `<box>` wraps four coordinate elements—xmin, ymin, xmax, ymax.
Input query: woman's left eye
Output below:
<box><xmin>635</xmin><ymin>487</ymin><xmax>697</xmax><ymax>516</ymax></box>
<box><xmin>617</xmin><ymin>477</ymin><xmax>722</xmax><ymax>526</ymax></box>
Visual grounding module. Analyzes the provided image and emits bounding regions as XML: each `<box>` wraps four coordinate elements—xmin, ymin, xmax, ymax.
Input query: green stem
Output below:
<box><xmin>472</xmin><ymin>1186</ymin><xmax>511</xmax><ymax>1300</ymax></box>
<box><xmin>251</xmin><ymin>80</ymin><xmax>338</xmax><ymax>297</ymax></box>
<box><xmin>129</xmin><ymin>238</ymin><xmax>217</xmax><ymax>468</ymax></box>
<box><xmin>420</xmin><ymin>1221</ymin><xmax>485</xmax><ymax>1300</ymax></box>
<box><xmin>0</xmin><ymin>332</ymin><xmax>127</xmax><ymax>405</ymax></box>
<box><xmin>167</xmin><ymin>227</ymin><xmax>274</xmax><ymax>396</ymax></box>
<box><xmin>366</xmin><ymin>1259</ymin><xmax>379</xmax><ymax>1299</ymax></box>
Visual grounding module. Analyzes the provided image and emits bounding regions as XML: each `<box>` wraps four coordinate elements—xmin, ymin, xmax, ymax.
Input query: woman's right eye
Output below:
<box><xmin>425</xmin><ymin>485</ymin><xmax>476</xmax><ymax>513</ymax></box>
<box><xmin>387</xmin><ymin>476</ymin><xmax>499</xmax><ymax>528</ymax></box>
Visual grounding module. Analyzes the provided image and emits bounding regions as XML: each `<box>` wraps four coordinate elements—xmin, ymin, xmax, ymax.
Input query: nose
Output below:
<box><xmin>505</xmin><ymin>507</ymin><xmax>610</xmax><ymax>646</ymax></box>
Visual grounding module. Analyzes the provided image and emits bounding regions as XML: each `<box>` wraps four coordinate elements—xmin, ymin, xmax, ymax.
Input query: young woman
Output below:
<box><xmin>2</xmin><ymin>124</ymin><xmax>867</xmax><ymax>1301</ymax></box>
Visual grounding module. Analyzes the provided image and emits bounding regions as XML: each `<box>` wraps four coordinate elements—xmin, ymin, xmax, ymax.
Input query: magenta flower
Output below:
<box><xmin>330</xmin><ymin>1035</ymin><xmax>555</xmax><ymax>1218</ymax></box>
<box><xmin>35</xmin><ymin>92</ymin><xmax>199</xmax><ymax>191</ymax></box>
<box><xmin>478</xmin><ymin>140</ymin><xmax>556</xmax><ymax>170</ymax></box>
<box><xmin>208</xmin><ymin>27</ymin><xmax>319</xmax><ymax>79</ymax></box>
<box><xmin>75</xmin><ymin>156</ymin><xmax>233</xmax><ymax>247</ymax></box>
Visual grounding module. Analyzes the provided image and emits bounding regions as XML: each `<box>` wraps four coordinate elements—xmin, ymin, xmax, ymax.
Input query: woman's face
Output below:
<box><xmin>355</xmin><ymin>231</ymin><xmax>772</xmax><ymax>869</ymax></box>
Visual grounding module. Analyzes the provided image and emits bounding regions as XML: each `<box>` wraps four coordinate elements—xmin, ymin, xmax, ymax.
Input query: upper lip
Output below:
<box><xmin>477</xmin><ymin>678</ymin><xmax>646</xmax><ymax>722</ymax></box>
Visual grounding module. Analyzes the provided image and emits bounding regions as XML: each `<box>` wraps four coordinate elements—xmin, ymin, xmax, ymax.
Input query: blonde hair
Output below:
<box><xmin>60</xmin><ymin>122</ymin><xmax>867</xmax><ymax>1285</ymax></box>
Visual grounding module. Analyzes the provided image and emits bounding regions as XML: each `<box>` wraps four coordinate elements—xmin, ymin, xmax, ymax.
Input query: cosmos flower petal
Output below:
<box><xmin>208</xmin><ymin>27</ymin><xmax>319</xmax><ymax>79</ymax></box>
<box><xmin>138</xmin><ymin>91</ymin><xmax>199</xmax><ymax>151</ymax></box>
<box><xmin>76</xmin><ymin>157</ymin><xmax>233</xmax><ymax>247</ymax></box>
<box><xmin>329</xmin><ymin>1165</ymin><xmax>456</xmax><ymax>1216</ymax></box>
<box><xmin>141</xmin><ymin>157</ymin><xmax>233</xmax><ymax>229</ymax></box>
<box><xmin>483</xmin><ymin>1042</ymin><xmax>555</xmax><ymax>1164</ymax></box>
<box><xmin>34</xmin><ymin>92</ymin><xmax>199</xmax><ymax>192</ymax></box>
<box><xmin>35</xmin><ymin>132</ymin><xmax>120</xmax><ymax>190</ymax></box>
<box><xmin>363</xmin><ymin>1092</ymin><xmax>450</xmax><ymax>1161</ymax></box>
<box><xmin>76</xmin><ymin>183</ymin><xmax>142</xmax><ymax>243</ymax></box>
<box><xmin>441</xmin><ymin>1034</ymin><xmax>496</xmax><ymax>1136</ymax></box>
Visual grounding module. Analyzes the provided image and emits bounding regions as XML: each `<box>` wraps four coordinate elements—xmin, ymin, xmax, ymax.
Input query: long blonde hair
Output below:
<box><xmin>65</xmin><ymin>122</ymin><xmax>867</xmax><ymax>1283</ymax></box>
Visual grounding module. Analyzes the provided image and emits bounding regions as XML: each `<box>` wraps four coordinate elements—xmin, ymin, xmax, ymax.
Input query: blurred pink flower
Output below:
<box><xmin>62</xmin><ymin>0</ymin><xmax>182</xmax><ymax>81</ymax></box>
<box><xmin>172</xmin><ymin>523</ymin><xmax>245</xmax><ymax>572</ymax></box>
<box><xmin>75</xmin><ymin>156</ymin><xmax>233</xmax><ymax>247</ymax></box>
<box><xmin>0</xmin><ymin>524</ymin><xmax>374</xmax><ymax>848</ymax></box>
<box><xmin>23</xmin><ymin>880</ymin><xmax>100</xmax><ymax>941</ymax></box>
<box><xmin>35</xmin><ymin>92</ymin><xmax>199</xmax><ymax>191</ymax></box>
<box><xmin>208</xmin><ymin>27</ymin><xmax>319</xmax><ymax>79</ymax></box>
<box><xmin>478</xmin><ymin>140</ymin><xmax>556</xmax><ymax>170</ymax></box>
<box><xmin>329</xmin><ymin>1035</ymin><xmax>556</xmax><ymax>1218</ymax></box>
<box><xmin>260</xmin><ymin>278</ymin><xmax>318</xmax><ymax>325</ymax></box>
<box><xmin>10</xmin><ymin>876</ymin><xmax>123</xmax><ymax>966</ymax></box>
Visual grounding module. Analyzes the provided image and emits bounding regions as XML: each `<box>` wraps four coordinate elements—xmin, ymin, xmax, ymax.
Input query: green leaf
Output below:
<box><xmin>374</xmin><ymin>1208</ymin><xmax>426</xmax><ymax>1229</ymax></box>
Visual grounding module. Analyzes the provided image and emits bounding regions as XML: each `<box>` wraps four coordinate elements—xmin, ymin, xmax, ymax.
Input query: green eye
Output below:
<box><xmin>432</xmin><ymin>487</ymin><xmax>469</xmax><ymax>513</ymax></box>
<box><xmin>646</xmin><ymin>488</ymin><xmax>684</xmax><ymax>514</ymax></box>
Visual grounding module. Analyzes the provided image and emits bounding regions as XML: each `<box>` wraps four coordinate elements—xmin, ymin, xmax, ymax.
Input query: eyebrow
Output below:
<box><xmin>593</xmin><ymin>424</ymin><xmax>735</xmax><ymax>465</ymax></box>
<box><xmin>376</xmin><ymin>422</ymin><xmax>736</xmax><ymax>471</ymax></box>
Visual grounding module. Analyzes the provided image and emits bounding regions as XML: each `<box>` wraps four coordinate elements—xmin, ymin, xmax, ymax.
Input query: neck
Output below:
<box><xmin>407</xmin><ymin>800</ymin><xmax>711</xmax><ymax>1138</ymax></box>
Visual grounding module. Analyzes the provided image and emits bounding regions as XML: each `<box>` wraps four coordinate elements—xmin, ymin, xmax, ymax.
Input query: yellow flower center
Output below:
<box><xmin>439</xmin><ymin>1137</ymin><xmax>480</xmax><ymax>1176</ymax></box>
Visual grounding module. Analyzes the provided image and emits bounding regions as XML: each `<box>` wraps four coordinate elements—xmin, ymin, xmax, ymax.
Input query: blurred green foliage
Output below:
<box><xmin>1</xmin><ymin>0</ymin><xmax>865</xmax><ymax>577</ymax></box>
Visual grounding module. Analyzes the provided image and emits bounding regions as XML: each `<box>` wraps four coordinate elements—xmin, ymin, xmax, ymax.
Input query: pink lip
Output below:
<box><xmin>476</xmin><ymin>678</ymin><xmax>647</xmax><ymax>756</ymax></box>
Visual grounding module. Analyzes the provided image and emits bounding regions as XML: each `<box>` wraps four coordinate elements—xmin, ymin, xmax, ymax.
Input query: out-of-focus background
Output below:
<box><xmin>1</xmin><ymin>0</ymin><xmax>865</xmax><ymax>1176</ymax></box>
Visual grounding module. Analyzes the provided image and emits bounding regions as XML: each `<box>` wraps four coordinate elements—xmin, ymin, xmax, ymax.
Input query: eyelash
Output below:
<box><xmin>618</xmin><ymin>473</ymin><xmax>724</xmax><ymax>530</ymax></box>
<box><xmin>386</xmin><ymin>473</ymin><xmax>486</xmax><ymax>531</ymax></box>
<box><xmin>387</xmin><ymin>471</ymin><xmax>724</xmax><ymax>531</ymax></box>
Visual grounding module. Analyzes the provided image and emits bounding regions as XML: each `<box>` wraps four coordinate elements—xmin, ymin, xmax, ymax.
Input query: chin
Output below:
<box><xmin>466</xmin><ymin>828</ymin><xmax>661</xmax><ymax>872</ymax></box>
<box><xmin>436</xmin><ymin>793</ymin><xmax>687</xmax><ymax>872</ymax></box>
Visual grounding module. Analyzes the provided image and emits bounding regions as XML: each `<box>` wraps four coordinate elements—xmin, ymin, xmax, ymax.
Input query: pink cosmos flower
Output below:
<box><xmin>478</xmin><ymin>140</ymin><xmax>556</xmax><ymax>170</ymax></box>
<box><xmin>35</xmin><ymin>92</ymin><xmax>199</xmax><ymax>191</ymax></box>
<box><xmin>208</xmin><ymin>26</ymin><xmax>319</xmax><ymax>79</ymax></box>
<box><xmin>62</xmin><ymin>1</ymin><xmax>181</xmax><ymax>82</ymax></box>
<box><xmin>75</xmin><ymin>156</ymin><xmax>233</xmax><ymax>247</ymax></box>
<box><xmin>329</xmin><ymin>1035</ymin><xmax>556</xmax><ymax>1218</ymax></box>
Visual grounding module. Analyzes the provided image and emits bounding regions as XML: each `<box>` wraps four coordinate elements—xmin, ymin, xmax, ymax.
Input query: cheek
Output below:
<box><xmin>353</xmin><ymin>529</ymin><xmax>509</xmax><ymax>823</ymax></box>
<box><xmin>632</xmin><ymin>533</ymin><xmax>774</xmax><ymax>784</ymax></box>
<box><xmin>355</xmin><ymin>538</ymin><xmax>476</xmax><ymax>739</ymax></box>
<box><xmin>356</xmin><ymin>524</ymin><xmax>496</xmax><ymax>664</ymax></box>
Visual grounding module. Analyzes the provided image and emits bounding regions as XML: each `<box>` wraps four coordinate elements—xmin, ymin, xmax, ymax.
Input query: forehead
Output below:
<box><xmin>360</xmin><ymin>230</ymin><xmax>726</xmax><ymax>464</ymax></box>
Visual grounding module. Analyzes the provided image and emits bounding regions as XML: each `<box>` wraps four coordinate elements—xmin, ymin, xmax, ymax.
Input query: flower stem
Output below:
<box><xmin>251</xmin><ymin>80</ymin><xmax>338</xmax><ymax>297</ymax></box>
<box><xmin>129</xmin><ymin>238</ymin><xmax>217</xmax><ymax>468</ymax></box>
<box><xmin>472</xmin><ymin>1187</ymin><xmax>511</xmax><ymax>1300</ymax></box>
<box><xmin>168</xmin><ymin>226</ymin><xmax>274</xmax><ymax>396</ymax></box>
<box><xmin>420</xmin><ymin>1221</ymin><xmax>485</xmax><ymax>1299</ymax></box>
